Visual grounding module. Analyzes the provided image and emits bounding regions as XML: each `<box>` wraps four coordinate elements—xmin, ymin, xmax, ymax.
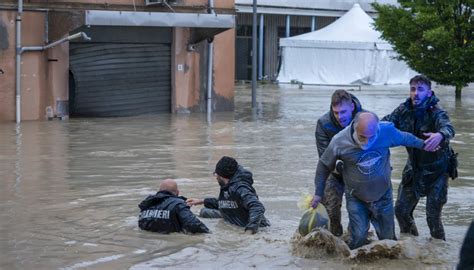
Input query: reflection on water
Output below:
<box><xmin>0</xmin><ymin>84</ymin><xmax>473</xmax><ymax>269</ymax></box>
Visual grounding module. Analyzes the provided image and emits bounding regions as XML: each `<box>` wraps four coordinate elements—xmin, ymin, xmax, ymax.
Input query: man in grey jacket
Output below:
<box><xmin>312</xmin><ymin>111</ymin><xmax>433</xmax><ymax>249</ymax></box>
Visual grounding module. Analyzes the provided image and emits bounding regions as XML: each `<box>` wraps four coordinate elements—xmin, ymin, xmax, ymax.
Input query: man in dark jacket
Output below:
<box><xmin>458</xmin><ymin>221</ymin><xmax>474</xmax><ymax>270</ymax></box>
<box><xmin>383</xmin><ymin>75</ymin><xmax>456</xmax><ymax>240</ymax></box>
<box><xmin>314</xmin><ymin>89</ymin><xmax>363</xmax><ymax>236</ymax></box>
<box><xmin>186</xmin><ymin>156</ymin><xmax>270</xmax><ymax>234</ymax></box>
<box><xmin>138</xmin><ymin>179</ymin><xmax>209</xmax><ymax>234</ymax></box>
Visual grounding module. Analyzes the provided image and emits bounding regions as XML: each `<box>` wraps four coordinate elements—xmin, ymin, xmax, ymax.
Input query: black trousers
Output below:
<box><xmin>395</xmin><ymin>172</ymin><xmax>448</xmax><ymax>240</ymax></box>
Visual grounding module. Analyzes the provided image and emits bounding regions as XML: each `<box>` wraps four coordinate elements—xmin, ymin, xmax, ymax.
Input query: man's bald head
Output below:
<box><xmin>353</xmin><ymin>112</ymin><xmax>379</xmax><ymax>150</ymax></box>
<box><xmin>159</xmin><ymin>179</ymin><xmax>179</xmax><ymax>196</ymax></box>
<box><xmin>354</xmin><ymin>112</ymin><xmax>379</xmax><ymax>132</ymax></box>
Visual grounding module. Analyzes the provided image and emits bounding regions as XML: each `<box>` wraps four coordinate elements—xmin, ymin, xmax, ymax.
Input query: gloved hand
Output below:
<box><xmin>311</xmin><ymin>195</ymin><xmax>322</xmax><ymax>209</ymax></box>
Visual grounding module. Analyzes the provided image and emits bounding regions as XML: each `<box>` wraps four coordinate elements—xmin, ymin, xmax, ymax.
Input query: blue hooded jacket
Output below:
<box><xmin>315</xmin><ymin>121</ymin><xmax>424</xmax><ymax>202</ymax></box>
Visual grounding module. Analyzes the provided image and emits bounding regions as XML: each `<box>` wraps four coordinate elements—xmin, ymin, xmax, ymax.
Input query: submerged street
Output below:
<box><xmin>1</xmin><ymin>84</ymin><xmax>473</xmax><ymax>269</ymax></box>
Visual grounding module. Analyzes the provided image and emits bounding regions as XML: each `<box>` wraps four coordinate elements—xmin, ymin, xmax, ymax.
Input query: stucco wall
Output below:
<box><xmin>172</xmin><ymin>27</ymin><xmax>235</xmax><ymax>113</ymax></box>
<box><xmin>172</xmin><ymin>27</ymin><xmax>203</xmax><ymax>113</ymax></box>
<box><xmin>213</xmin><ymin>28</ymin><xmax>235</xmax><ymax>111</ymax></box>
<box><xmin>214</xmin><ymin>0</ymin><xmax>236</xmax><ymax>111</ymax></box>
<box><xmin>0</xmin><ymin>12</ymin><xmax>15</xmax><ymax>121</ymax></box>
<box><xmin>47</xmin><ymin>42</ymin><xmax>69</xmax><ymax>112</ymax></box>
<box><xmin>0</xmin><ymin>11</ymin><xmax>49</xmax><ymax>121</ymax></box>
<box><xmin>170</xmin><ymin>0</ymin><xmax>235</xmax><ymax>113</ymax></box>
<box><xmin>0</xmin><ymin>0</ymin><xmax>236</xmax><ymax>121</ymax></box>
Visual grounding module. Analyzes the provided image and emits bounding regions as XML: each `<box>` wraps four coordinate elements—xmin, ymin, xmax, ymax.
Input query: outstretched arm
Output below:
<box><xmin>186</xmin><ymin>197</ymin><xmax>219</xmax><ymax>210</ymax></box>
<box><xmin>434</xmin><ymin>109</ymin><xmax>455</xmax><ymax>141</ymax></box>
<box><xmin>238</xmin><ymin>187</ymin><xmax>266</xmax><ymax>234</ymax></box>
<box><xmin>203</xmin><ymin>198</ymin><xmax>219</xmax><ymax>209</ymax></box>
<box><xmin>312</xmin><ymin>138</ymin><xmax>338</xmax><ymax>208</ymax></box>
<box><xmin>388</xmin><ymin>123</ymin><xmax>424</xmax><ymax>149</ymax></box>
<box><xmin>424</xmin><ymin>109</ymin><xmax>455</xmax><ymax>151</ymax></box>
<box><xmin>177</xmin><ymin>204</ymin><xmax>210</xmax><ymax>233</ymax></box>
<box><xmin>312</xmin><ymin>161</ymin><xmax>332</xmax><ymax>208</ymax></box>
<box><xmin>186</xmin><ymin>198</ymin><xmax>204</xmax><ymax>206</ymax></box>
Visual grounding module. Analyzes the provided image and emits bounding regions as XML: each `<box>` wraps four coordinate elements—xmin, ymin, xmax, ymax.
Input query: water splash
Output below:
<box><xmin>291</xmin><ymin>228</ymin><xmax>449</xmax><ymax>266</ymax></box>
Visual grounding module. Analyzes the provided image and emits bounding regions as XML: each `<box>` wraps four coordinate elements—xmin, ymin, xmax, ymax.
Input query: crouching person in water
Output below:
<box><xmin>312</xmin><ymin>112</ymin><xmax>433</xmax><ymax>249</ymax></box>
<box><xmin>138</xmin><ymin>179</ymin><xmax>209</xmax><ymax>234</ymax></box>
<box><xmin>186</xmin><ymin>156</ymin><xmax>270</xmax><ymax>234</ymax></box>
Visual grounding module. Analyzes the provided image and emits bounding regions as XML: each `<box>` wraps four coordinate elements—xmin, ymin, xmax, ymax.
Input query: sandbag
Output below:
<box><xmin>298</xmin><ymin>204</ymin><xmax>330</xmax><ymax>236</ymax></box>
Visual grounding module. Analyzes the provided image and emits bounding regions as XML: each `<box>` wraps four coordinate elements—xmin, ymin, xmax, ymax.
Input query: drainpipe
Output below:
<box><xmin>207</xmin><ymin>0</ymin><xmax>214</xmax><ymax>116</ymax></box>
<box><xmin>251</xmin><ymin>0</ymin><xmax>257</xmax><ymax>109</ymax></box>
<box><xmin>21</xmin><ymin>32</ymin><xmax>90</xmax><ymax>53</ymax></box>
<box><xmin>258</xmin><ymin>14</ymin><xmax>264</xmax><ymax>80</ymax></box>
<box><xmin>14</xmin><ymin>29</ymin><xmax>90</xmax><ymax>124</ymax></box>
<box><xmin>15</xmin><ymin>0</ymin><xmax>22</xmax><ymax>124</ymax></box>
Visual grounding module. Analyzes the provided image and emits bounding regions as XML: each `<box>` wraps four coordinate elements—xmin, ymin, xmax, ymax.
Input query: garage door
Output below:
<box><xmin>69</xmin><ymin>43</ymin><xmax>171</xmax><ymax>117</ymax></box>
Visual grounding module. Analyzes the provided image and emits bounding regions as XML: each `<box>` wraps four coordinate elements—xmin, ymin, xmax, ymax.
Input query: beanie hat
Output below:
<box><xmin>215</xmin><ymin>156</ymin><xmax>238</xmax><ymax>179</ymax></box>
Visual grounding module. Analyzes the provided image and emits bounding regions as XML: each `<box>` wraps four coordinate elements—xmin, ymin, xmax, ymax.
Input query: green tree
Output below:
<box><xmin>373</xmin><ymin>0</ymin><xmax>474</xmax><ymax>98</ymax></box>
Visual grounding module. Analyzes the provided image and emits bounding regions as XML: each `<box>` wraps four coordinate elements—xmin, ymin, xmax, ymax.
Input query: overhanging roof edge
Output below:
<box><xmin>279</xmin><ymin>39</ymin><xmax>393</xmax><ymax>50</ymax></box>
<box><xmin>235</xmin><ymin>5</ymin><xmax>377</xmax><ymax>17</ymax></box>
<box><xmin>85</xmin><ymin>10</ymin><xmax>235</xmax><ymax>28</ymax></box>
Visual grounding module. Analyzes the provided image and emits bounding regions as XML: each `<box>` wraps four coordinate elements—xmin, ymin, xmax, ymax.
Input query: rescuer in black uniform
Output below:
<box><xmin>187</xmin><ymin>156</ymin><xmax>270</xmax><ymax>234</ymax></box>
<box><xmin>138</xmin><ymin>179</ymin><xmax>209</xmax><ymax>234</ymax></box>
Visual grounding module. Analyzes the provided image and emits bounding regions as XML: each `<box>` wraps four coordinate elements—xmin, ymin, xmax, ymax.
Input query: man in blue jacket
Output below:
<box><xmin>138</xmin><ymin>179</ymin><xmax>209</xmax><ymax>234</ymax></box>
<box><xmin>187</xmin><ymin>156</ymin><xmax>270</xmax><ymax>234</ymax></box>
<box><xmin>312</xmin><ymin>112</ymin><xmax>434</xmax><ymax>249</ymax></box>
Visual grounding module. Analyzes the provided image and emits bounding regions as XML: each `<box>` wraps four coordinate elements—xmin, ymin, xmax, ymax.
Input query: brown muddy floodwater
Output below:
<box><xmin>0</xmin><ymin>84</ymin><xmax>473</xmax><ymax>269</ymax></box>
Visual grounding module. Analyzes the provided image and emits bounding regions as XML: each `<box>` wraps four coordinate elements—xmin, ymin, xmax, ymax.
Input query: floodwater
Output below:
<box><xmin>1</xmin><ymin>84</ymin><xmax>473</xmax><ymax>269</ymax></box>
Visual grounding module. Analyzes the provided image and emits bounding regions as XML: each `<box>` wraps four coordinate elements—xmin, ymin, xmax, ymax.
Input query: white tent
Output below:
<box><xmin>277</xmin><ymin>3</ymin><xmax>416</xmax><ymax>85</ymax></box>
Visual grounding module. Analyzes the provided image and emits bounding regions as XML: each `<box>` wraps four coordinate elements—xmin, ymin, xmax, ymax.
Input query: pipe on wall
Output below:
<box><xmin>15</xmin><ymin>0</ymin><xmax>22</xmax><ymax>124</ymax></box>
<box><xmin>22</xmin><ymin>32</ymin><xmax>90</xmax><ymax>53</ymax></box>
<box><xmin>14</xmin><ymin>7</ymin><xmax>90</xmax><ymax>123</ymax></box>
<box><xmin>258</xmin><ymin>14</ymin><xmax>264</xmax><ymax>80</ymax></box>
<box><xmin>207</xmin><ymin>0</ymin><xmax>214</xmax><ymax>116</ymax></box>
<box><xmin>251</xmin><ymin>0</ymin><xmax>257</xmax><ymax>109</ymax></box>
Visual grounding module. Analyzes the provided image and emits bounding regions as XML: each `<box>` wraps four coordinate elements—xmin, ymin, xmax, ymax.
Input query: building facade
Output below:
<box><xmin>234</xmin><ymin>0</ymin><xmax>398</xmax><ymax>81</ymax></box>
<box><xmin>0</xmin><ymin>0</ymin><xmax>235</xmax><ymax>121</ymax></box>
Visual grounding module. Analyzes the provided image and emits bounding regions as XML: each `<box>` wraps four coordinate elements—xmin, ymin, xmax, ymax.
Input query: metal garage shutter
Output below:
<box><xmin>69</xmin><ymin>43</ymin><xmax>171</xmax><ymax>117</ymax></box>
